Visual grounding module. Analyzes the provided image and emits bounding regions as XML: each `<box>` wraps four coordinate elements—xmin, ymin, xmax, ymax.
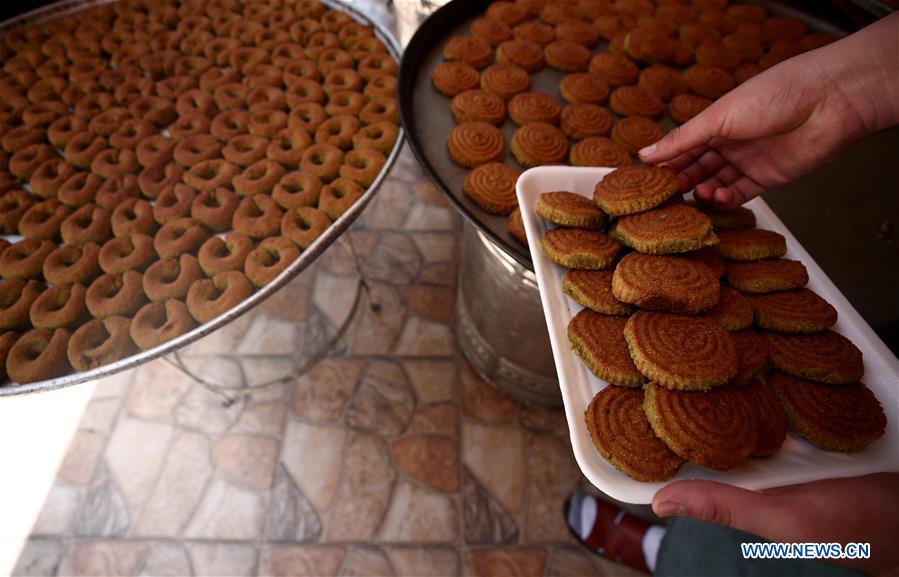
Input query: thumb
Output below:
<box><xmin>652</xmin><ymin>480</ymin><xmax>776</xmax><ymax>538</ymax></box>
<box><xmin>638</xmin><ymin>107</ymin><xmax>723</xmax><ymax>163</ymax></box>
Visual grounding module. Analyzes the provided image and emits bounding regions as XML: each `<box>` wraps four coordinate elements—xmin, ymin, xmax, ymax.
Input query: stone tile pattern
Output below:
<box><xmin>14</xmin><ymin>148</ymin><xmax>642</xmax><ymax>577</ymax></box>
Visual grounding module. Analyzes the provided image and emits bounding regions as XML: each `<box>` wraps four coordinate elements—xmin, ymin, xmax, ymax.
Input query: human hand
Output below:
<box><xmin>639</xmin><ymin>13</ymin><xmax>899</xmax><ymax>209</ymax></box>
<box><xmin>652</xmin><ymin>473</ymin><xmax>899</xmax><ymax>575</ymax></box>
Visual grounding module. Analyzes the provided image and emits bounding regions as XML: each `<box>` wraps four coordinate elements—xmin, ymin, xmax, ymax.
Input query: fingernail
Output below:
<box><xmin>654</xmin><ymin>501</ymin><xmax>687</xmax><ymax>517</ymax></box>
<box><xmin>638</xmin><ymin>144</ymin><xmax>657</xmax><ymax>158</ymax></box>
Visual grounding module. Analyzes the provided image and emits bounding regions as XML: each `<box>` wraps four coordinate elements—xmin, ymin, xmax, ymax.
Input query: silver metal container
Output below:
<box><xmin>456</xmin><ymin>222</ymin><xmax>560</xmax><ymax>407</ymax></box>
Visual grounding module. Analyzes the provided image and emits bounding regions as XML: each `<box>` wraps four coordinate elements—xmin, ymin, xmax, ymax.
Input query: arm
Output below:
<box><xmin>640</xmin><ymin>13</ymin><xmax>899</xmax><ymax>208</ymax></box>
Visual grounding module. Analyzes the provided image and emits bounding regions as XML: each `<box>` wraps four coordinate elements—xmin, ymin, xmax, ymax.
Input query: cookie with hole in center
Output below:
<box><xmin>717</xmin><ymin>228</ymin><xmax>787</xmax><ymax>261</ymax></box>
<box><xmin>643</xmin><ymin>382</ymin><xmax>758</xmax><ymax>470</ymax></box>
<box><xmin>610</xmin><ymin>204</ymin><xmax>717</xmax><ymax>254</ymax></box>
<box><xmin>768</xmin><ymin>371</ymin><xmax>886</xmax><ymax>452</ymax></box>
<box><xmin>624</xmin><ymin>311</ymin><xmax>738</xmax><ymax>390</ymax></box>
<box><xmin>537</xmin><ymin>191</ymin><xmax>607</xmax><ymax>229</ymax></box>
<box><xmin>593</xmin><ymin>165</ymin><xmax>679</xmax><ymax>216</ymax></box>
<box><xmin>585</xmin><ymin>386</ymin><xmax>683</xmax><ymax>481</ymax></box>
<box><xmin>765</xmin><ymin>330</ymin><xmax>863</xmax><ymax>385</ymax></box>
<box><xmin>568</xmin><ymin>310</ymin><xmax>645</xmax><ymax>387</ymax></box>
<box><xmin>725</xmin><ymin>258</ymin><xmax>808</xmax><ymax>294</ymax></box>
<box><xmin>542</xmin><ymin>228</ymin><xmax>620</xmax><ymax>270</ymax></box>
<box><xmin>612</xmin><ymin>252</ymin><xmax>720</xmax><ymax>314</ymax></box>
<box><xmin>563</xmin><ymin>270</ymin><xmax>632</xmax><ymax>316</ymax></box>
<box><xmin>748</xmin><ymin>288</ymin><xmax>837</xmax><ymax>334</ymax></box>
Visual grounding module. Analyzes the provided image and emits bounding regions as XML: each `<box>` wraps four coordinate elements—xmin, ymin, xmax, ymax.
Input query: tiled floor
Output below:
<box><xmin>12</xmin><ymin>148</ymin><xmax>646</xmax><ymax>577</ymax></box>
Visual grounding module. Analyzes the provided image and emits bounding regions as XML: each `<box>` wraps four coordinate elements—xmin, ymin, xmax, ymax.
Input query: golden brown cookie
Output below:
<box><xmin>610</xmin><ymin>85</ymin><xmax>664</xmax><ymax>119</ymax></box>
<box><xmin>569</xmin><ymin>137</ymin><xmax>632</xmax><ymax>168</ymax></box>
<box><xmin>669</xmin><ymin>93</ymin><xmax>713</xmax><ymax>124</ymax></box>
<box><xmin>542</xmin><ymin>228</ymin><xmax>620</xmax><ymax>270</ymax></box>
<box><xmin>508</xmin><ymin>92</ymin><xmax>562</xmax><ymax>125</ymax></box>
<box><xmin>701</xmin><ymin>286</ymin><xmax>753</xmax><ymax>331</ymax></box>
<box><xmin>447</xmin><ymin>121</ymin><xmax>505</xmax><ymax>168</ymax></box>
<box><xmin>544</xmin><ymin>40</ymin><xmax>591</xmax><ymax>72</ymax></box>
<box><xmin>612</xmin><ymin>252</ymin><xmax>720</xmax><ymax>314</ymax></box>
<box><xmin>563</xmin><ymin>270</ymin><xmax>632</xmax><ymax>316</ymax></box>
<box><xmin>431</xmin><ymin>61</ymin><xmax>480</xmax><ymax>97</ymax></box>
<box><xmin>638</xmin><ymin>65</ymin><xmax>689</xmax><ymax>101</ymax></box>
<box><xmin>717</xmin><ymin>228</ymin><xmax>787</xmax><ymax>261</ymax></box>
<box><xmin>725</xmin><ymin>259</ymin><xmax>808</xmax><ymax>294</ymax></box>
<box><xmin>593</xmin><ymin>165</ymin><xmax>679</xmax><ymax>216</ymax></box>
<box><xmin>462</xmin><ymin>162</ymin><xmax>519</xmax><ymax>215</ymax></box>
<box><xmin>695</xmin><ymin>42</ymin><xmax>741</xmax><ymax>71</ymax></box>
<box><xmin>443</xmin><ymin>35</ymin><xmax>494</xmax><ymax>69</ymax></box>
<box><xmin>768</xmin><ymin>371</ymin><xmax>886</xmax><ymax>452</ymax></box>
<box><xmin>738</xmin><ymin>379</ymin><xmax>788</xmax><ymax>458</ymax></box>
<box><xmin>556</xmin><ymin>19</ymin><xmax>600</xmax><ymax>47</ymax></box>
<box><xmin>682</xmin><ymin>246</ymin><xmax>726</xmax><ymax>279</ymax></box>
<box><xmin>730</xmin><ymin>328</ymin><xmax>768</xmax><ymax>386</ymax></box>
<box><xmin>588</xmin><ymin>52</ymin><xmax>639</xmax><ymax>86</ymax></box>
<box><xmin>610</xmin><ymin>204</ymin><xmax>716</xmax><ymax>254</ymax></box>
<box><xmin>625</xmin><ymin>311</ymin><xmax>738</xmax><ymax>390</ymax></box>
<box><xmin>537</xmin><ymin>191</ymin><xmax>607</xmax><ymax>229</ymax></box>
<box><xmin>496</xmin><ymin>39</ymin><xmax>545</xmax><ymax>73</ymax></box>
<box><xmin>644</xmin><ymin>382</ymin><xmax>758</xmax><ymax>470</ymax></box>
<box><xmin>765</xmin><ymin>330</ymin><xmax>863</xmax><ymax>385</ymax></box>
<box><xmin>682</xmin><ymin>64</ymin><xmax>736</xmax><ymax>98</ymax></box>
<box><xmin>749</xmin><ymin>288</ymin><xmax>838</xmax><ymax>334</ymax></box>
<box><xmin>585</xmin><ymin>386</ymin><xmax>683</xmax><ymax>481</ymax></box>
<box><xmin>507</xmin><ymin>206</ymin><xmax>528</xmax><ymax>246</ymax></box>
<box><xmin>510</xmin><ymin>122</ymin><xmax>568</xmax><ymax>168</ymax></box>
<box><xmin>623</xmin><ymin>25</ymin><xmax>675</xmax><ymax>63</ymax></box>
<box><xmin>479</xmin><ymin>63</ymin><xmax>531</xmax><ymax>100</ymax></box>
<box><xmin>452</xmin><ymin>89</ymin><xmax>508</xmax><ymax>125</ymax></box>
<box><xmin>610</xmin><ymin>117</ymin><xmax>663</xmax><ymax>155</ymax></box>
<box><xmin>560</xmin><ymin>104</ymin><xmax>612</xmax><ymax>140</ymax></box>
<box><xmin>695</xmin><ymin>203</ymin><xmax>757</xmax><ymax>230</ymax></box>
<box><xmin>471</xmin><ymin>16</ymin><xmax>513</xmax><ymax>46</ymax></box>
<box><xmin>559</xmin><ymin>73</ymin><xmax>610</xmax><ymax>105</ymax></box>
<box><xmin>568</xmin><ymin>310</ymin><xmax>646</xmax><ymax>387</ymax></box>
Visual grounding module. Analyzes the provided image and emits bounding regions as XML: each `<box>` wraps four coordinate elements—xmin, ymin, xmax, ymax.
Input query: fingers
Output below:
<box><xmin>638</xmin><ymin>108</ymin><xmax>724</xmax><ymax>163</ymax></box>
<box><xmin>652</xmin><ymin>480</ymin><xmax>777</xmax><ymax>538</ymax></box>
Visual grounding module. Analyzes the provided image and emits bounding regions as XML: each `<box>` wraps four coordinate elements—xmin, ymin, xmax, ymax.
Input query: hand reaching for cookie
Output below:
<box><xmin>639</xmin><ymin>13</ymin><xmax>899</xmax><ymax>209</ymax></box>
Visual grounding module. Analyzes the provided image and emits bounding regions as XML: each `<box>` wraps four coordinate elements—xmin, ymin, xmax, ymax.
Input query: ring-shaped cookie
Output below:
<box><xmin>98</xmin><ymin>234</ymin><xmax>156</xmax><ymax>274</ymax></box>
<box><xmin>183</xmin><ymin>159</ymin><xmax>239</xmax><ymax>192</ymax></box>
<box><xmin>90</xmin><ymin>147</ymin><xmax>140</xmax><ymax>179</ymax></box>
<box><xmin>135</xmin><ymin>134</ymin><xmax>176</xmax><ymax>168</ymax></box>
<box><xmin>6</xmin><ymin>328</ymin><xmax>72</xmax><ymax>383</ymax></box>
<box><xmin>281</xmin><ymin>206</ymin><xmax>331</xmax><ymax>249</ymax></box>
<box><xmin>109</xmin><ymin>118</ymin><xmax>155</xmax><ymax>149</ymax></box>
<box><xmin>111</xmin><ymin>198</ymin><xmax>158</xmax><ymax>238</ymax></box>
<box><xmin>190</xmin><ymin>187</ymin><xmax>239</xmax><ymax>232</ymax></box>
<box><xmin>247</xmin><ymin>109</ymin><xmax>287</xmax><ymax>138</ymax></box>
<box><xmin>29</xmin><ymin>283</ymin><xmax>89</xmax><ymax>330</ymax></box>
<box><xmin>167</xmin><ymin>111</ymin><xmax>211</xmax><ymax>140</ymax></box>
<box><xmin>20</xmin><ymin>200</ymin><xmax>73</xmax><ymax>241</ymax></box>
<box><xmin>272</xmin><ymin>172</ymin><xmax>322</xmax><ymax>210</ymax></box>
<box><xmin>245</xmin><ymin>237</ymin><xmax>300</xmax><ymax>287</ymax></box>
<box><xmin>173</xmin><ymin>134</ymin><xmax>222</xmax><ymax>167</ymax></box>
<box><xmin>197</xmin><ymin>232</ymin><xmax>254</xmax><ymax>277</ymax></box>
<box><xmin>288</xmin><ymin>102</ymin><xmax>328</xmax><ymax>133</ymax></box>
<box><xmin>186</xmin><ymin>270</ymin><xmax>254</xmax><ymax>324</ymax></box>
<box><xmin>363</xmin><ymin>73</ymin><xmax>397</xmax><ymax>100</ymax></box>
<box><xmin>339</xmin><ymin>149</ymin><xmax>386</xmax><ymax>188</ymax></box>
<box><xmin>130</xmin><ymin>300</ymin><xmax>197</xmax><ymax>350</ymax></box>
<box><xmin>352</xmin><ymin>121</ymin><xmax>399</xmax><ymax>155</ymax></box>
<box><xmin>43</xmin><ymin>243</ymin><xmax>102</xmax><ymax>286</ymax></box>
<box><xmin>222</xmin><ymin>134</ymin><xmax>269</xmax><ymax>167</ymax></box>
<box><xmin>0</xmin><ymin>239</ymin><xmax>56</xmax><ymax>280</ymax></box>
<box><xmin>319</xmin><ymin>178</ymin><xmax>364</xmax><ymax>220</ymax></box>
<box><xmin>84</xmin><ymin>270</ymin><xmax>147</xmax><ymax>319</ymax></box>
<box><xmin>232</xmin><ymin>194</ymin><xmax>284</xmax><ymax>239</ymax></box>
<box><xmin>0</xmin><ymin>279</ymin><xmax>44</xmax><ymax>330</ymax></box>
<box><xmin>142</xmin><ymin>254</ymin><xmax>203</xmax><ymax>302</ymax></box>
<box><xmin>314</xmin><ymin>115</ymin><xmax>361</xmax><ymax>150</ymax></box>
<box><xmin>10</xmin><ymin>143</ymin><xmax>56</xmax><ymax>180</ymax></box>
<box><xmin>60</xmin><ymin>204</ymin><xmax>112</xmax><ymax>247</ymax></box>
<box><xmin>154</xmin><ymin>184</ymin><xmax>197</xmax><ymax>225</ymax></box>
<box><xmin>153</xmin><ymin>217</ymin><xmax>210</xmax><ymax>259</ymax></box>
<box><xmin>67</xmin><ymin>316</ymin><xmax>137</xmax><ymax>371</ymax></box>
<box><xmin>233</xmin><ymin>159</ymin><xmax>287</xmax><ymax>197</ymax></box>
<box><xmin>300</xmin><ymin>143</ymin><xmax>344</xmax><ymax>182</ymax></box>
<box><xmin>211</xmin><ymin>109</ymin><xmax>249</xmax><ymax>142</ymax></box>
<box><xmin>267</xmin><ymin>128</ymin><xmax>312</xmax><ymax>166</ymax></box>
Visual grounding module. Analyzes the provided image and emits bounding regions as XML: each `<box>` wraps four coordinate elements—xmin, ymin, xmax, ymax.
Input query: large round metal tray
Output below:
<box><xmin>398</xmin><ymin>0</ymin><xmax>848</xmax><ymax>271</ymax></box>
<box><xmin>0</xmin><ymin>0</ymin><xmax>405</xmax><ymax>396</ymax></box>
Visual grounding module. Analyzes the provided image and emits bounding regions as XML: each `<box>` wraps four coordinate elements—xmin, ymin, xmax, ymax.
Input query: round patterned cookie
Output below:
<box><xmin>541</xmin><ymin>228</ymin><xmax>620</xmax><ymax>270</ymax></box>
<box><xmin>496</xmin><ymin>39</ymin><xmax>545</xmax><ymax>73</ymax></box>
<box><xmin>765</xmin><ymin>330</ymin><xmax>864</xmax><ymax>385</ymax></box>
<box><xmin>749</xmin><ymin>288</ymin><xmax>838</xmax><ymax>334</ymax></box>
<box><xmin>768</xmin><ymin>371</ymin><xmax>886</xmax><ymax>452</ymax></box>
<box><xmin>560</xmin><ymin>104</ymin><xmax>612</xmax><ymax>140</ymax></box>
<box><xmin>471</xmin><ymin>16</ymin><xmax>513</xmax><ymax>46</ymax></box>
<box><xmin>480</xmin><ymin>63</ymin><xmax>531</xmax><ymax>100</ymax></box>
<box><xmin>737</xmin><ymin>379</ymin><xmax>788</xmax><ymax>458</ymax></box>
<box><xmin>669</xmin><ymin>93</ymin><xmax>713</xmax><ymax>124</ymax></box>
<box><xmin>624</xmin><ymin>25</ymin><xmax>675</xmax><ymax>63</ymax></box>
<box><xmin>638</xmin><ymin>65</ymin><xmax>689</xmax><ymax>101</ymax></box>
<box><xmin>462</xmin><ymin>162</ymin><xmax>519</xmax><ymax>215</ymax></box>
<box><xmin>593</xmin><ymin>165</ymin><xmax>679</xmax><ymax>216</ymax></box>
<box><xmin>569</xmin><ymin>137</ymin><xmax>632</xmax><ymax>168</ymax></box>
<box><xmin>556</xmin><ymin>19</ymin><xmax>600</xmax><ymax>47</ymax></box>
<box><xmin>513</xmin><ymin>20</ymin><xmax>556</xmax><ymax>46</ymax></box>
<box><xmin>447</xmin><ymin>121</ymin><xmax>505</xmax><ymax>168</ymax></box>
<box><xmin>725</xmin><ymin>259</ymin><xmax>808</xmax><ymax>294</ymax></box>
<box><xmin>431</xmin><ymin>61</ymin><xmax>481</xmax><ymax>97</ymax></box>
<box><xmin>644</xmin><ymin>382</ymin><xmax>758</xmax><ymax>470</ymax></box>
<box><xmin>589</xmin><ymin>52</ymin><xmax>639</xmax><ymax>86</ymax></box>
<box><xmin>611</xmin><ymin>116</ymin><xmax>663</xmax><ymax>155</ymax></box>
<box><xmin>683</xmin><ymin>64</ymin><xmax>736</xmax><ymax>99</ymax></box>
<box><xmin>701</xmin><ymin>286</ymin><xmax>754</xmax><ymax>331</ymax></box>
<box><xmin>610</xmin><ymin>85</ymin><xmax>664</xmax><ymax>118</ymax></box>
<box><xmin>625</xmin><ymin>311</ymin><xmax>738</xmax><ymax>390</ymax></box>
<box><xmin>730</xmin><ymin>328</ymin><xmax>768</xmax><ymax>386</ymax></box>
<box><xmin>695</xmin><ymin>204</ymin><xmax>757</xmax><ymax>230</ymax></box>
<box><xmin>507</xmin><ymin>206</ymin><xmax>528</xmax><ymax>246</ymax></box>
<box><xmin>568</xmin><ymin>310</ymin><xmax>646</xmax><ymax>387</ymax></box>
<box><xmin>611</xmin><ymin>204</ymin><xmax>716</xmax><ymax>254</ymax></box>
<box><xmin>563</xmin><ymin>270</ymin><xmax>633</xmax><ymax>316</ymax></box>
<box><xmin>585</xmin><ymin>386</ymin><xmax>683</xmax><ymax>482</ymax></box>
<box><xmin>510</xmin><ymin>122</ymin><xmax>568</xmax><ymax>168</ymax></box>
<box><xmin>443</xmin><ymin>35</ymin><xmax>494</xmax><ymax>69</ymax></box>
<box><xmin>537</xmin><ymin>191</ymin><xmax>607</xmax><ymax>229</ymax></box>
<box><xmin>544</xmin><ymin>40</ymin><xmax>592</xmax><ymax>72</ymax></box>
<box><xmin>559</xmin><ymin>73</ymin><xmax>610</xmax><ymax>105</ymax></box>
<box><xmin>451</xmin><ymin>89</ymin><xmax>508</xmax><ymax>125</ymax></box>
<box><xmin>717</xmin><ymin>228</ymin><xmax>787</xmax><ymax>261</ymax></box>
<box><xmin>508</xmin><ymin>92</ymin><xmax>562</xmax><ymax>125</ymax></box>
<box><xmin>612</xmin><ymin>252</ymin><xmax>720</xmax><ymax>314</ymax></box>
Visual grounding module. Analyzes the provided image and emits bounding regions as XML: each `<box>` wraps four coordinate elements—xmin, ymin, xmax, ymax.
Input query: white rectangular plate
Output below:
<box><xmin>517</xmin><ymin>166</ymin><xmax>899</xmax><ymax>505</ymax></box>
